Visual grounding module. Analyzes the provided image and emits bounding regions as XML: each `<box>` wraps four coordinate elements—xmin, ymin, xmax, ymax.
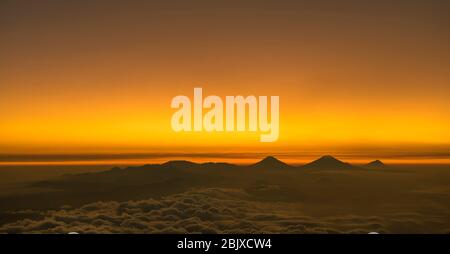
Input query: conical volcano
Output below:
<box><xmin>251</xmin><ymin>156</ymin><xmax>291</xmax><ymax>169</ymax></box>
<box><xmin>301</xmin><ymin>155</ymin><xmax>356</xmax><ymax>170</ymax></box>
<box><xmin>364</xmin><ymin>160</ymin><xmax>387</xmax><ymax>169</ymax></box>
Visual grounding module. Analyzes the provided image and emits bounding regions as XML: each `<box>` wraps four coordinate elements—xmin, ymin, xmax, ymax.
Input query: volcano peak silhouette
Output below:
<box><xmin>301</xmin><ymin>155</ymin><xmax>355</xmax><ymax>170</ymax></box>
<box><xmin>251</xmin><ymin>156</ymin><xmax>290</xmax><ymax>169</ymax></box>
<box><xmin>365</xmin><ymin>160</ymin><xmax>387</xmax><ymax>169</ymax></box>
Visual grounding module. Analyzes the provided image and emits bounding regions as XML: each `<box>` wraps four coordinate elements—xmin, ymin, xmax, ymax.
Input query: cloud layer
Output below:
<box><xmin>0</xmin><ymin>188</ymin><xmax>446</xmax><ymax>234</ymax></box>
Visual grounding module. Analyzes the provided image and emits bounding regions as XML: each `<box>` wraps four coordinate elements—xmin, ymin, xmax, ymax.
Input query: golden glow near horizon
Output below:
<box><xmin>1</xmin><ymin>1</ymin><xmax>450</xmax><ymax>163</ymax></box>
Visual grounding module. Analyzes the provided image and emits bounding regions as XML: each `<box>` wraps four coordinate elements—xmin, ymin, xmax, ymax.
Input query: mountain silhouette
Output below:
<box><xmin>364</xmin><ymin>160</ymin><xmax>387</xmax><ymax>169</ymax></box>
<box><xmin>301</xmin><ymin>155</ymin><xmax>357</xmax><ymax>170</ymax></box>
<box><xmin>0</xmin><ymin>155</ymin><xmax>391</xmax><ymax>212</ymax></box>
<box><xmin>251</xmin><ymin>156</ymin><xmax>291</xmax><ymax>169</ymax></box>
<box><xmin>162</xmin><ymin>160</ymin><xmax>238</xmax><ymax>170</ymax></box>
<box><xmin>162</xmin><ymin>160</ymin><xmax>199</xmax><ymax>169</ymax></box>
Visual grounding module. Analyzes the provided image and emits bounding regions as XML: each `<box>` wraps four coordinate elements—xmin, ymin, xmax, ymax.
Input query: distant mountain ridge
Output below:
<box><xmin>300</xmin><ymin>155</ymin><xmax>359</xmax><ymax>170</ymax></box>
<box><xmin>139</xmin><ymin>155</ymin><xmax>380</xmax><ymax>170</ymax></box>
<box><xmin>364</xmin><ymin>160</ymin><xmax>387</xmax><ymax>169</ymax></box>
<box><xmin>251</xmin><ymin>156</ymin><xmax>292</xmax><ymax>169</ymax></box>
<box><xmin>4</xmin><ymin>155</ymin><xmax>388</xmax><ymax>212</ymax></box>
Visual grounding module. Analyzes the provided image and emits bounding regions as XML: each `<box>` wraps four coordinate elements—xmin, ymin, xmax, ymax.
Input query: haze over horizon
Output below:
<box><xmin>0</xmin><ymin>151</ymin><xmax>450</xmax><ymax>166</ymax></box>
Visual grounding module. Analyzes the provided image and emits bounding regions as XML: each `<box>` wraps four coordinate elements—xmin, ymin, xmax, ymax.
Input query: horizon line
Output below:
<box><xmin>1</xmin><ymin>153</ymin><xmax>450</xmax><ymax>166</ymax></box>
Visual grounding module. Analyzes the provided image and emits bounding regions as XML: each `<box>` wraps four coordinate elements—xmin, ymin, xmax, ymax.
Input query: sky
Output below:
<box><xmin>1</xmin><ymin>0</ymin><xmax>450</xmax><ymax>164</ymax></box>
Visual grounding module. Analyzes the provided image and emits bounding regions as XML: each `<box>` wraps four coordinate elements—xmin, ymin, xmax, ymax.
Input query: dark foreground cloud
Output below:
<box><xmin>0</xmin><ymin>188</ymin><xmax>446</xmax><ymax>234</ymax></box>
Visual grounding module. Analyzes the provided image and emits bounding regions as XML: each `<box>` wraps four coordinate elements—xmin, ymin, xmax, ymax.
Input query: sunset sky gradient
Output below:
<box><xmin>1</xmin><ymin>0</ymin><xmax>450</xmax><ymax>164</ymax></box>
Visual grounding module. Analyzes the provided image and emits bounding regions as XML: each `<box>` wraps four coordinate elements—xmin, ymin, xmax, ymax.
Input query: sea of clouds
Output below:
<box><xmin>0</xmin><ymin>188</ymin><xmax>446</xmax><ymax>234</ymax></box>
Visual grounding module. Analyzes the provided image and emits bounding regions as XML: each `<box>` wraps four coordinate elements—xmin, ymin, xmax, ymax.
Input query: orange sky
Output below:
<box><xmin>1</xmin><ymin>0</ymin><xmax>450</xmax><ymax>163</ymax></box>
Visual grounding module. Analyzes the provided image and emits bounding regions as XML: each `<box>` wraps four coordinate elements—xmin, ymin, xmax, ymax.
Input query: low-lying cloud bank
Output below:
<box><xmin>0</xmin><ymin>188</ymin><xmax>446</xmax><ymax>234</ymax></box>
